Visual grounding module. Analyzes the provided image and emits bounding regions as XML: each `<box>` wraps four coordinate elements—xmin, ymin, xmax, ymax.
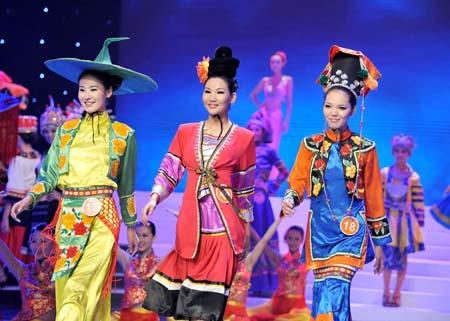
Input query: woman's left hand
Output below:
<box><xmin>127</xmin><ymin>226</ymin><xmax>138</xmax><ymax>256</ymax></box>
<box><xmin>373</xmin><ymin>245</ymin><xmax>384</xmax><ymax>275</ymax></box>
<box><xmin>281</xmin><ymin>198</ymin><xmax>295</xmax><ymax>217</ymax></box>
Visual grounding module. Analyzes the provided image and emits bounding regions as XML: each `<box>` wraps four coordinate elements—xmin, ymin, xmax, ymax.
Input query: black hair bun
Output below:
<box><xmin>215</xmin><ymin>46</ymin><xmax>232</xmax><ymax>58</ymax></box>
<box><xmin>208</xmin><ymin>45</ymin><xmax>240</xmax><ymax>79</ymax></box>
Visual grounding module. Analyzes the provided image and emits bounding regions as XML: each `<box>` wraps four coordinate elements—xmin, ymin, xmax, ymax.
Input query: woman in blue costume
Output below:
<box><xmin>247</xmin><ymin>109</ymin><xmax>289</xmax><ymax>294</ymax></box>
<box><xmin>430</xmin><ymin>185</ymin><xmax>450</xmax><ymax>229</ymax></box>
<box><xmin>281</xmin><ymin>45</ymin><xmax>392</xmax><ymax>321</ymax></box>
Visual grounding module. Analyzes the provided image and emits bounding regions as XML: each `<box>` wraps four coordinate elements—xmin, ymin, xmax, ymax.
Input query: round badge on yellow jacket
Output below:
<box><xmin>82</xmin><ymin>197</ymin><xmax>102</xmax><ymax>217</ymax></box>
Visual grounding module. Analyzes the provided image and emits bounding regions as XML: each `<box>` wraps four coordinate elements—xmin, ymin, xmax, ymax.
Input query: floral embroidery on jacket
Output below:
<box><xmin>305</xmin><ymin>132</ymin><xmax>375</xmax><ymax>199</ymax></box>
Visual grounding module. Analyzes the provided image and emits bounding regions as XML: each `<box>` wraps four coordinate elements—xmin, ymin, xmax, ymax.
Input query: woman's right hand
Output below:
<box><xmin>142</xmin><ymin>194</ymin><xmax>159</xmax><ymax>226</ymax></box>
<box><xmin>281</xmin><ymin>197</ymin><xmax>295</xmax><ymax>216</ymax></box>
<box><xmin>10</xmin><ymin>196</ymin><xmax>33</xmax><ymax>223</ymax></box>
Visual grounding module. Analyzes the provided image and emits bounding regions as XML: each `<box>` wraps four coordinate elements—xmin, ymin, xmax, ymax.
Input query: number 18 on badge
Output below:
<box><xmin>340</xmin><ymin>216</ymin><xmax>359</xmax><ymax>236</ymax></box>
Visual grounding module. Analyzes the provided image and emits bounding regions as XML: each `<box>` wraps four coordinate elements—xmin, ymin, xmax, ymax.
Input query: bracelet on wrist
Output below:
<box><xmin>150</xmin><ymin>192</ymin><xmax>160</xmax><ymax>204</ymax></box>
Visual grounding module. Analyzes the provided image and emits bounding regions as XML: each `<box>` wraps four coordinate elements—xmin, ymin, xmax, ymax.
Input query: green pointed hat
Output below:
<box><xmin>45</xmin><ymin>37</ymin><xmax>158</xmax><ymax>95</ymax></box>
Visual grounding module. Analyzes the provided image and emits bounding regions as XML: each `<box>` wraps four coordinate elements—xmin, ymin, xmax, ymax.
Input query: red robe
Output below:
<box><xmin>152</xmin><ymin>122</ymin><xmax>256</xmax><ymax>259</ymax></box>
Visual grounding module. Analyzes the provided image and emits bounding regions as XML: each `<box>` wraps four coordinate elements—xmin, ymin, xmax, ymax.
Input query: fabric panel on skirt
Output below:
<box><xmin>55</xmin><ymin>217</ymin><xmax>115</xmax><ymax>321</ymax></box>
<box><xmin>143</xmin><ymin>233</ymin><xmax>238</xmax><ymax>321</ymax></box>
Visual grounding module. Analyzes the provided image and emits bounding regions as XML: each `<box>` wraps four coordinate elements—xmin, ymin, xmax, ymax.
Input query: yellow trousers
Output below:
<box><xmin>56</xmin><ymin>217</ymin><xmax>115</xmax><ymax>321</ymax></box>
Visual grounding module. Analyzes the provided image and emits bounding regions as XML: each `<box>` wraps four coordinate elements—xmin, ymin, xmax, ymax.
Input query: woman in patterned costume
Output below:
<box><xmin>142</xmin><ymin>46</ymin><xmax>256</xmax><ymax>321</ymax></box>
<box><xmin>381</xmin><ymin>134</ymin><xmax>425</xmax><ymax>307</ymax></box>
<box><xmin>10</xmin><ymin>37</ymin><xmax>157</xmax><ymax>321</ymax></box>
<box><xmin>280</xmin><ymin>45</ymin><xmax>392</xmax><ymax>321</ymax></box>
<box><xmin>430</xmin><ymin>185</ymin><xmax>450</xmax><ymax>229</ymax></box>
<box><xmin>112</xmin><ymin>221</ymin><xmax>160</xmax><ymax>321</ymax></box>
<box><xmin>246</xmin><ymin>109</ymin><xmax>289</xmax><ymax>294</ymax></box>
<box><xmin>0</xmin><ymin>223</ymin><xmax>55</xmax><ymax>321</ymax></box>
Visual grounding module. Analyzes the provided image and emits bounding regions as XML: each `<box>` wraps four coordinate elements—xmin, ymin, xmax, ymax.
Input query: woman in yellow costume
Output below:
<box><xmin>381</xmin><ymin>134</ymin><xmax>425</xmax><ymax>307</ymax></box>
<box><xmin>10</xmin><ymin>37</ymin><xmax>157</xmax><ymax>321</ymax></box>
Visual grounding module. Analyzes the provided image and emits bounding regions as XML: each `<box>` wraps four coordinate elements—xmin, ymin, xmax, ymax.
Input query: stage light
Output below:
<box><xmin>0</xmin><ymin>39</ymin><xmax>5</xmax><ymax>45</ymax></box>
<box><xmin>43</xmin><ymin>7</ymin><xmax>49</xmax><ymax>13</ymax></box>
<box><xmin>39</xmin><ymin>73</ymin><xmax>45</xmax><ymax>79</ymax></box>
<box><xmin>32</xmin><ymin>98</ymin><xmax>37</xmax><ymax>103</ymax></box>
<box><xmin>63</xmin><ymin>90</ymin><xmax>68</xmax><ymax>95</ymax></box>
<box><xmin>40</xmin><ymin>39</ymin><xmax>45</xmax><ymax>45</ymax></box>
<box><xmin>75</xmin><ymin>42</ymin><xmax>81</xmax><ymax>47</ymax></box>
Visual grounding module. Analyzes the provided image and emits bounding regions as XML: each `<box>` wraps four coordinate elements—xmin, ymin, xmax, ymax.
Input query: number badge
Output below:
<box><xmin>82</xmin><ymin>198</ymin><xmax>102</xmax><ymax>217</ymax></box>
<box><xmin>340</xmin><ymin>216</ymin><xmax>359</xmax><ymax>236</ymax></box>
<box><xmin>216</xmin><ymin>187</ymin><xmax>232</xmax><ymax>204</ymax></box>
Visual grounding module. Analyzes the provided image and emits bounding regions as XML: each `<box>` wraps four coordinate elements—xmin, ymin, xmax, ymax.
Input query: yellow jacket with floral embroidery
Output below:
<box><xmin>28</xmin><ymin>116</ymin><xmax>137</xmax><ymax>226</ymax></box>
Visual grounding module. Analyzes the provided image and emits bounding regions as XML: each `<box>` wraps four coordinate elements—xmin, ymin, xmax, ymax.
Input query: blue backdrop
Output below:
<box><xmin>115</xmin><ymin>0</ymin><xmax>450</xmax><ymax>203</ymax></box>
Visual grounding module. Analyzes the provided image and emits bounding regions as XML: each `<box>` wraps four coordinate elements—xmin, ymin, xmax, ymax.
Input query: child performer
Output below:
<box><xmin>247</xmin><ymin>226</ymin><xmax>312</xmax><ymax>321</ymax></box>
<box><xmin>112</xmin><ymin>222</ymin><xmax>160</xmax><ymax>321</ymax></box>
<box><xmin>224</xmin><ymin>217</ymin><xmax>283</xmax><ymax>321</ymax></box>
<box><xmin>0</xmin><ymin>223</ymin><xmax>55</xmax><ymax>321</ymax></box>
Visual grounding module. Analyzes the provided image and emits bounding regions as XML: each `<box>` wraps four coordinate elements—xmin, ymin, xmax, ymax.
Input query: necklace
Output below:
<box><xmin>204</xmin><ymin>118</ymin><xmax>232</xmax><ymax>139</ymax></box>
<box><xmin>318</xmin><ymin>130</ymin><xmax>361</xmax><ymax>236</ymax></box>
<box><xmin>319</xmin><ymin>96</ymin><xmax>367</xmax><ymax>235</ymax></box>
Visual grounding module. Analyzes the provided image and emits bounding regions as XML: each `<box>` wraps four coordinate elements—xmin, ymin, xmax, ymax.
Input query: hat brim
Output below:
<box><xmin>45</xmin><ymin>58</ymin><xmax>158</xmax><ymax>95</ymax></box>
<box><xmin>0</xmin><ymin>93</ymin><xmax>20</xmax><ymax>113</ymax></box>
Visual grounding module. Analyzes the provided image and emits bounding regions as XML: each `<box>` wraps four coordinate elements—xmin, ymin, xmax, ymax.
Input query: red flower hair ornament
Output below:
<box><xmin>196</xmin><ymin>56</ymin><xmax>210</xmax><ymax>84</ymax></box>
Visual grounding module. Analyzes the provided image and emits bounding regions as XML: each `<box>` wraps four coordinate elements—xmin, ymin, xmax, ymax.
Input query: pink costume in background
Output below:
<box><xmin>262</xmin><ymin>77</ymin><xmax>289</xmax><ymax>152</ymax></box>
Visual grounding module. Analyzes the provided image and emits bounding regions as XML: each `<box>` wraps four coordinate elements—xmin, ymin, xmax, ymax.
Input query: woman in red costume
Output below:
<box><xmin>1</xmin><ymin>116</ymin><xmax>41</xmax><ymax>271</ymax></box>
<box><xmin>142</xmin><ymin>46</ymin><xmax>256</xmax><ymax>321</ymax></box>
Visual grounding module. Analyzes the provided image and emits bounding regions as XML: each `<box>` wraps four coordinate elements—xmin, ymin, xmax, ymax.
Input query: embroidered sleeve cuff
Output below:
<box><xmin>283</xmin><ymin>189</ymin><xmax>302</xmax><ymax>206</ymax></box>
<box><xmin>26</xmin><ymin>192</ymin><xmax>39</xmax><ymax>210</ymax></box>
<box><xmin>27</xmin><ymin>181</ymin><xmax>51</xmax><ymax>209</ymax></box>
<box><xmin>367</xmin><ymin>216</ymin><xmax>392</xmax><ymax>245</ymax></box>
<box><xmin>120</xmin><ymin>195</ymin><xmax>137</xmax><ymax>227</ymax></box>
<box><xmin>123</xmin><ymin>218</ymin><xmax>137</xmax><ymax>227</ymax></box>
